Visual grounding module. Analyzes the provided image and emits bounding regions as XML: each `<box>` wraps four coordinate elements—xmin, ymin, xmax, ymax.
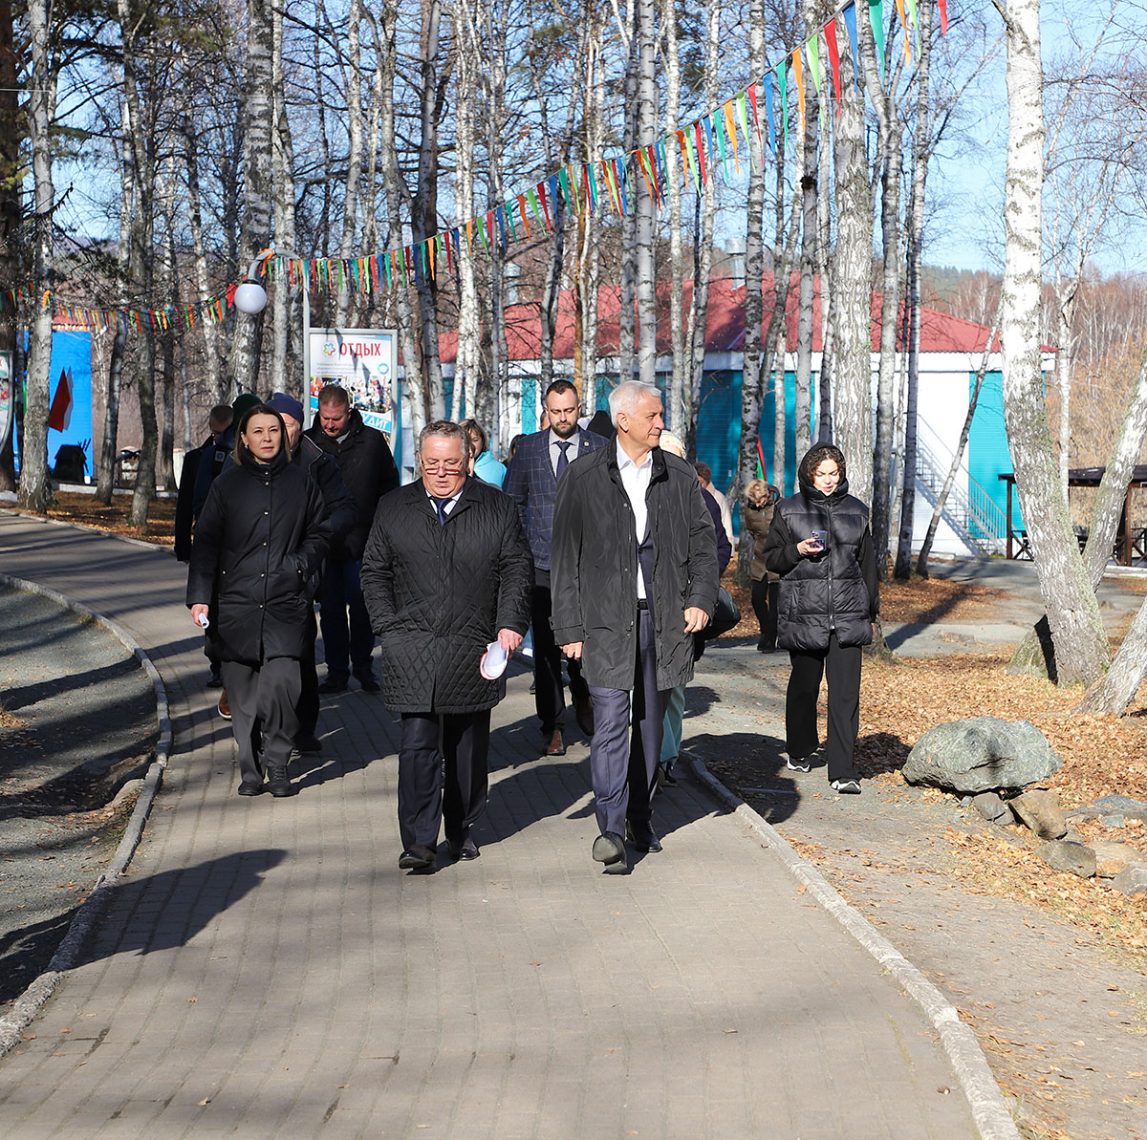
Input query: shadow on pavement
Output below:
<box><xmin>0</xmin><ymin>909</ymin><xmax>79</xmax><ymax>1006</ymax></box>
<box><xmin>687</xmin><ymin>730</ymin><xmax>802</xmax><ymax>825</ymax></box>
<box><xmin>74</xmin><ymin>850</ymin><xmax>287</xmax><ymax>964</ymax></box>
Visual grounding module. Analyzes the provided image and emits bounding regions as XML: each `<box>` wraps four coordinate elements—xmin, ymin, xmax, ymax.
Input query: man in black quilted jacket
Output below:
<box><xmin>361</xmin><ymin>421</ymin><xmax>532</xmax><ymax>872</ymax></box>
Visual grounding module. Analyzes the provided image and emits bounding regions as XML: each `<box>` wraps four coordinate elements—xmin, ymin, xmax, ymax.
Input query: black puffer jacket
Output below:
<box><xmin>304</xmin><ymin>409</ymin><xmax>400</xmax><ymax>561</ymax></box>
<box><xmin>186</xmin><ymin>449</ymin><xmax>329</xmax><ymax>664</ymax></box>
<box><xmin>360</xmin><ymin>477</ymin><xmax>532</xmax><ymax>714</ymax></box>
<box><xmin>550</xmin><ymin>445</ymin><xmax>719</xmax><ymax>690</ymax></box>
<box><xmin>763</xmin><ymin>475</ymin><xmax>879</xmax><ymax>651</ymax></box>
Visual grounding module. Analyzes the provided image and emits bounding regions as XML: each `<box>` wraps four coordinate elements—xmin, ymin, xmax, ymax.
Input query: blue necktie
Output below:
<box><xmin>556</xmin><ymin>440</ymin><xmax>571</xmax><ymax>479</ymax></box>
<box><xmin>433</xmin><ymin>497</ymin><xmax>449</xmax><ymax>525</ymax></box>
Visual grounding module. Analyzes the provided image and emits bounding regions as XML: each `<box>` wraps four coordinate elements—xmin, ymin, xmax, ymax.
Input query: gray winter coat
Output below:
<box><xmin>550</xmin><ymin>444</ymin><xmax>719</xmax><ymax>690</ymax></box>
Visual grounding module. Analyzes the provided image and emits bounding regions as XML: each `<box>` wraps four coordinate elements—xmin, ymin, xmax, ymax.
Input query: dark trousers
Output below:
<box><xmin>319</xmin><ymin>558</ymin><xmax>374</xmax><ymax>678</ymax></box>
<box><xmin>398</xmin><ymin>710</ymin><xmax>491</xmax><ymax>851</ymax></box>
<box><xmin>588</xmin><ymin>608</ymin><xmax>666</xmax><ymax>837</ymax></box>
<box><xmin>297</xmin><ymin>607</ymin><xmax>319</xmax><ymax>738</ymax></box>
<box><xmin>785</xmin><ymin>633</ymin><xmax>862</xmax><ymax>781</ymax></box>
<box><xmin>531</xmin><ymin>571</ymin><xmax>589</xmax><ymax>734</ymax></box>
<box><xmin>751</xmin><ymin>578</ymin><xmax>779</xmax><ymax>650</ymax></box>
<box><xmin>221</xmin><ymin>658</ymin><xmax>301</xmax><ymax>785</ymax></box>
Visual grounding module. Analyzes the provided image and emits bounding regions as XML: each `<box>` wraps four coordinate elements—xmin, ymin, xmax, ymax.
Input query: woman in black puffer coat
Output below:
<box><xmin>187</xmin><ymin>405</ymin><xmax>328</xmax><ymax>798</ymax></box>
<box><xmin>763</xmin><ymin>444</ymin><xmax>879</xmax><ymax>795</ymax></box>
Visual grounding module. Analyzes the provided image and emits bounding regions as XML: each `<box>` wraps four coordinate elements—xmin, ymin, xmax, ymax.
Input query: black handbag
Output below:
<box><xmin>702</xmin><ymin>586</ymin><xmax>741</xmax><ymax>640</ymax></box>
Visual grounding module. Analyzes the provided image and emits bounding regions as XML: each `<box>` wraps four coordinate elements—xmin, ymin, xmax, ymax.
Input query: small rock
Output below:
<box><xmin>903</xmin><ymin>717</ymin><xmax>1061</xmax><ymax>793</ymax></box>
<box><xmin>1066</xmin><ymin>794</ymin><xmax>1147</xmax><ymax>823</ymax></box>
<box><xmin>1091</xmin><ymin>842</ymin><xmax>1146</xmax><ymax>879</ymax></box>
<box><xmin>1038</xmin><ymin>840</ymin><xmax>1096</xmax><ymax>878</ymax></box>
<box><xmin>1100</xmin><ymin>814</ymin><xmax>1127</xmax><ymax>829</ymax></box>
<box><xmin>1110</xmin><ymin>866</ymin><xmax>1147</xmax><ymax>897</ymax></box>
<box><xmin>1010</xmin><ymin>789</ymin><xmax>1068</xmax><ymax>839</ymax></box>
<box><xmin>972</xmin><ymin>791</ymin><xmax>1013</xmax><ymax>824</ymax></box>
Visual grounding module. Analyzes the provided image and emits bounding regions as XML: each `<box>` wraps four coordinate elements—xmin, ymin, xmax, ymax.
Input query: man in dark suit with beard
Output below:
<box><xmin>504</xmin><ymin>379</ymin><xmax>605</xmax><ymax>758</ymax></box>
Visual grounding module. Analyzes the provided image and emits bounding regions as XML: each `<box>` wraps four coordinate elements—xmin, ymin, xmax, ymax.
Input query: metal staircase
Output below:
<box><xmin>912</xmin><ymin>421</ymin><xmax>1007</xmax><ymax>557</ymax></box>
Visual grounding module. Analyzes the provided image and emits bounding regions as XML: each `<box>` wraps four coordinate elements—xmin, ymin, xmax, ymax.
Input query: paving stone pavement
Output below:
<box><xmin>0</xmin><ymin>513</ymin><xmax>982</xmax><ymax>1138</ymax></box>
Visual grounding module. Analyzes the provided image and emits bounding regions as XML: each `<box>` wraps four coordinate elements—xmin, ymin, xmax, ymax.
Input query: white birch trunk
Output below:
<box><xmin>453</xmin><ymin>0</ymin><xmax>480</xmax><ymax>423</ymax></box>
<box><xmin>662</xmin><ymin>0</ymin><xmax>684</xmax><ymax>431</ymax></box>
<box><xmin>683</xmin><ymin>0</ymin><xmax>721</xmax><ymax>455</ymax></box>
<box><xmin>893</xmin><ymin>0</ymin><xmax>934</xmax><ymax>579</ymax></box>
<box><xmin>181</xmin><ymin>115</ymin><xmax>224</xmax><ymax>404</ymax></box>
<box><xmin>20</xmin><ymin>0</ymin><xmax>54</xmax><ymax>512</ymax></box>
<box><xmin>634</xmin><ymin>0</ymin><xmax>657</xmax><ymax>387</ymax></box>
<box><xmin>738</xmin><ymin>8</ymin><xmax>766</xmax><ymax>488</ymax></box>
<box><xmin>832</xmin><ymin>5</ymin><xmax>874</xmax><ymax>506</ymax></box>
<box><xmin>271</xmin><ymin>0</ymin><xmax>300</xmax><ymax>393</ymax></box>
<box><xmin>1001</xmin><ymin>0</ymin><xmax>1108</xmax><ymax>686</ymax></box>
<box><xmin>229</xmin><ymin>0</ymin><xmax>275</xmax><ymax>393</ymax></box>
<box><xmin>861</xmin><ymin>6</ymin><xmax>904</xmax><ymax>573</ymax></box>
<box><xmin>378</xmin><ymin>1</ymin><xmax>426</xmax><ymax>436</ymax></box>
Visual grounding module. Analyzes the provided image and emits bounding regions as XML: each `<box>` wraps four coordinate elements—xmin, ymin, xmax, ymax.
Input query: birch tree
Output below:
<box><xmin>229</xmin><ymin>0</ymin><xmax>275</xmax><ymax>393</ymax></box>
<box><xmin>376</xmin><ymin>2</ymin><xmax>427</xmax><ymax>435</ymax></box>
<box><xmin>831</xmin><ymin>1</ymin><xmax>874</xmax><ymax>506</ymax></box>
<box><xmin>634</xmin><ymin>0</ymin><xmax>657</xmax><ymax>387</ymax></box>
<box><xmin>861</xmin><ymin>4</ymin><xmax>906</xmax><ymax>573</ymax></box>
<box><xmin>0</xmin><ymin>0</ymin><xmax>20</xmax><ymax>494</ymax></box>
<box><xmin>999</xmin><ymin>0</ymin><xmax>1108</xmax><ymax>687</ymax></box>
<box><xmin>20</xmin><ymin>0</ymin><xmax>54</xmax><ymax>512</ymax></box>
<box><xmin>683</xmin><ymin>0</ymin><xmax>722</xmax><ymax>455</ymax></box>
<box><xmin>737</xmin><ymin>6</ymin><xmax>767</xmax><ymax>489</ymax></box>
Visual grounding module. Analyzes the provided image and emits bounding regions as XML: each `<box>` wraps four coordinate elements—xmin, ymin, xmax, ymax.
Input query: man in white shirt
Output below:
<box><xmin>550</xmin><ymin>382</ymin><xmax>719</xmax><ymax>874</ymax></box>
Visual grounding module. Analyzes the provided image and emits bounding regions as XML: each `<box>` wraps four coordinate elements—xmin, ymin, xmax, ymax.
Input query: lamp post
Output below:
<box><xmin>232</xmin><ymin>248</ymin><xmax>312</xmax><ymax>424</ymax></box>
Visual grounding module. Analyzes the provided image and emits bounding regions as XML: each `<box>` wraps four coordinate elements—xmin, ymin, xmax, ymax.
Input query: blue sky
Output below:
<box><xmin>926</xmin><ymin>1</ymin><xmax>1145</xmax><ymax>275</ymax></box>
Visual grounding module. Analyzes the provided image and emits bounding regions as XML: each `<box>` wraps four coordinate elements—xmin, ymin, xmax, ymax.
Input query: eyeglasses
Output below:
<box><xmin>421</xmin><ymin>460</ymin><xmax>466</xmax><ymax>474</ymax></box>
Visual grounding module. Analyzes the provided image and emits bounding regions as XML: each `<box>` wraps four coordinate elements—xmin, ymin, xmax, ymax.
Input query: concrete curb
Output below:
<box><xmin>0</xmin><ymin>572</ymin><xmax>171</xmax><ymax>1059</ymax></box>
<box><xmin>686</xmin><ymin>752</ymin><xmax>1021</xmax><ymax>1140</ymax></box>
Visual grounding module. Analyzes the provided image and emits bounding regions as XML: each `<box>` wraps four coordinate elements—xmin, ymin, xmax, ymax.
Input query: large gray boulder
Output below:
<box><xmin>903</xmin><ymin>717</ymin><xmax>1061</xmax><ymax>793</ymax></box>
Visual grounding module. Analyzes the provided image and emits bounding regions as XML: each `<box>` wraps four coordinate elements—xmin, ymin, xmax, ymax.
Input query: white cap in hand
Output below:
<box><xmin>480</xmin><ymin>640</ymin><xmax>508</xmax><ymax>680</ymax></box>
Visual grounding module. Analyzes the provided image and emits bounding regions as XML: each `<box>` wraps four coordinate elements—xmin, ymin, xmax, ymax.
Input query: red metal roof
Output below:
<box><xmin>438</xmin><ymin>275</ymin><xmax>1004</xmax><ymax>364</ymax></box>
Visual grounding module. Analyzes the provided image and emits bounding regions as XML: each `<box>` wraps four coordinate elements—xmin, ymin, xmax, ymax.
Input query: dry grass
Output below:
<box><xmin>8</xmin><ymin>492</ymin><xmax>177</xmax><ymax>546</ymax></box>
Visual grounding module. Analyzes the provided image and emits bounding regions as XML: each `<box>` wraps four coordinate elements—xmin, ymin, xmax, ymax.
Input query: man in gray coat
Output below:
<box><xmin>550</xmin><ymin>382</ymin><xmax>719</xmax><ymax>874</ymax></box>
<box><xmin>361</xmin><ymin>421</ymin><xmax>532</xmax><ymax>872</ymax></box>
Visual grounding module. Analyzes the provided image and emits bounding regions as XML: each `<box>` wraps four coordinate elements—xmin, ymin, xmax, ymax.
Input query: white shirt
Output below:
<box><xmin>616</xmin><ymin>441</ymin><xmax>653</xmax><ymax>600</ymax></box>
<box><xmin>426</xmin><ymin>487</ymin><xmax>462</xmax><ymax>518</ymax></box>
<box><xmin>548</xmin><ymin>429</ymin><xmax>577</xmax><ymax>476</ymax></box>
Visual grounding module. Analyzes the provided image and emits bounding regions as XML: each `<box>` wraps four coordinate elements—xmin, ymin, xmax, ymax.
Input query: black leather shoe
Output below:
<box><xmin>267</xmin><ymin>767</ymin><xmax>294</xmax><ymax>797</ymax></box>
<box><xmin>592</xmin><ymin>831</ymin><xmax>627</xmax><ymax>872</ymax></box>
<box><xmin>354</xmin><ymin>671</ymin><xmax>381</xmax><ymax>693</ymax></box>
<box><xmin>398</xmin><ymin>844</ymin><xmax>436</xmax><ymax>871</ymax></box>
<box><xmin>237</xmin><ymin>780</ymin><xmax>264</xmax><ymax>797</ymax></box>
<box><xmin>447</xmin><ymin>836</ymin><xmax>480</xmax><ymax>861</ymax></box>
<box><xmin>626</xmin><ymin>821</ymin><xmax>663</xmax><ymax>853</ymax></box>
<box><xmin>318</xmin><ymin>674</ymin><xmax>349</xmax><ymax>694</ymax></box>
<box><xmin>572</xmin><ymin>692</ymin><xmax>595</xmax><ymax>738</ymax></box>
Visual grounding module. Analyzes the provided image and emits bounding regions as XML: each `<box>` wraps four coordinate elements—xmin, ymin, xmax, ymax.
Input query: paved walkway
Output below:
<box><xmin>0</xmin><ymin>513</ymin><xmax>982</xmax><ymax>1138</ymax></box>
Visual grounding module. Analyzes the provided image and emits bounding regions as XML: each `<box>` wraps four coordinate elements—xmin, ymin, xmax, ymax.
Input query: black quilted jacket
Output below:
<box><xmin>186</xmin><ymin>449</ymin><xmax>329</xmax><ymax>664</ymax></box>
<box><xmin>360</xmin><ymin>478</ymin><xmax>533</xmax><ymax>713</ymax></box>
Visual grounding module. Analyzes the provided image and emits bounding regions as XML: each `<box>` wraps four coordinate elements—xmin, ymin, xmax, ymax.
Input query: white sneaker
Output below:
<box><xmin>831</xmin><ymin>778</ymin><xmax>861</xmax><ymax>795</ymax></box>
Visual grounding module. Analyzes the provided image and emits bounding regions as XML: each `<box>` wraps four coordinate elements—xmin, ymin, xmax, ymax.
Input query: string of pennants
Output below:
<box><xmin>6</xmin><ymin>0</ymin><xmax>946</xmax><ymax>335</ymax></box>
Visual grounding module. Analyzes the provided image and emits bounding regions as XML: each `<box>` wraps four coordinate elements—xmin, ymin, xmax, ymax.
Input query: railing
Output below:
<box><xmin>912</xmin><ymin>418</ymin><xmax>1008</xmax><ymax>555</ymax></box>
